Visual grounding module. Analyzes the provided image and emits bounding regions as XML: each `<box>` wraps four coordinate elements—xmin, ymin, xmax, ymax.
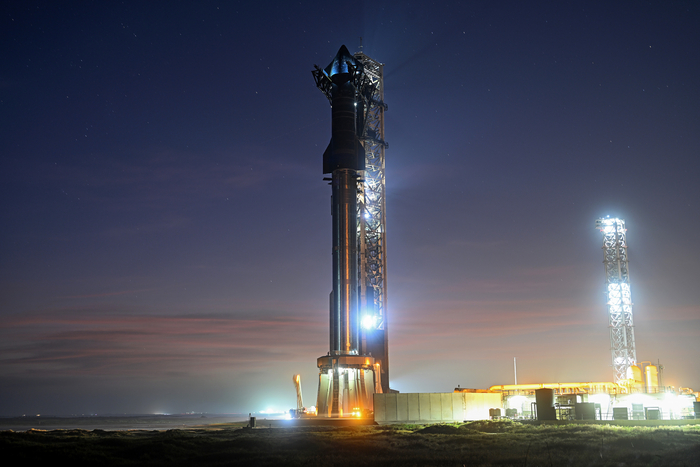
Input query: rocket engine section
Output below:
<box><xmin>312</xmin><ymin>45</ymin><xmax>379</xmax><ymax>417</ymax></box>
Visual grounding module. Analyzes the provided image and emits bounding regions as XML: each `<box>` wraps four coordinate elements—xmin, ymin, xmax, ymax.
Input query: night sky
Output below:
<box><xmin>2</xmin><ymin>1</ymin><xmax>699</xmax><ymax>416</ymax></box>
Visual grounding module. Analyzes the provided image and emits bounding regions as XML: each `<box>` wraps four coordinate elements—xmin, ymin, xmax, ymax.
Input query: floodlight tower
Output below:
<box><xmin>353</xmin><ymin>48</ymin><xmax>390</xmax><ymax>393</ymax></box>
<box><xmin>595</xmin><ymin>217</ymin><xmax>637</xmax><ymax>383</ymax></box>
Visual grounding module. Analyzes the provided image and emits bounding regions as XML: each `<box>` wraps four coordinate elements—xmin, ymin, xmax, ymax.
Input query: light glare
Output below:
<box><xmin>361</xmin><ymin>315</ymin><xmax>377</xmax><ymax>329</ymax></box>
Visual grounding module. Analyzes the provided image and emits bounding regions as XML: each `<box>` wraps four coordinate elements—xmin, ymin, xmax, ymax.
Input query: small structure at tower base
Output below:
<box><xmin>373</xmin><ymin>391</ymin><xmax>501</xmax><ymax>424</ymax></box>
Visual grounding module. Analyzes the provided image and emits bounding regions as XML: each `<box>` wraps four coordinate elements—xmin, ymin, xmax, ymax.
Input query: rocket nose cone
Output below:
<box><xmin>337</xmin><ymin>44</ymin><xmax>352</xmax><ymax>58</ymax></box>
<box><xmin>324</xmin><ymin>45</ymin><xmax>359</xmax><ymax>80</ymax></box>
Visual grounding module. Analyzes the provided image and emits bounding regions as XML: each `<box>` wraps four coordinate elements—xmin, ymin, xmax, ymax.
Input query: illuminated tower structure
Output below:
<box><xmin>312</xmin><ymin>45</ymin><xmax>388</xmax><ymax>416</ymax></box>
<box><xmin>595</xmin><ymin>217</ymin><xmax>637</xmax><ymax>384</ymax></box>
<box><xmin>353</xmin><ymin>49</ymin><xmax>390</xmax><ymax>393</ymax></box>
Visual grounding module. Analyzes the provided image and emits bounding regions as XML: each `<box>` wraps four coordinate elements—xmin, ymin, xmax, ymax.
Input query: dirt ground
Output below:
<box><xmin>2</xmin><ymin>419</ymin><xmax>699</xmax><ymax>466</ymax></box>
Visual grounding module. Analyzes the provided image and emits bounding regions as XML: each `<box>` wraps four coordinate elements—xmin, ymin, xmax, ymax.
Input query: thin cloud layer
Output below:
<box><xmin>1</xmin><ymin>308</ymin><xmax>325</xmax><ymax>378</ymax></box>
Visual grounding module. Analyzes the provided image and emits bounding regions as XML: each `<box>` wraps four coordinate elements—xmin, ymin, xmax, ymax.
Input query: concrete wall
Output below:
<box><xmin>374</xmin><ymin>392</ymin><xmax>502</xmax><ymax>423</ymax></box>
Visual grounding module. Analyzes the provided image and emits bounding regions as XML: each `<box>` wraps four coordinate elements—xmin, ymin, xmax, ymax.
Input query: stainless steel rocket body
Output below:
<box><xmin>331</xmin><ymin>168</ymin><xmax>358</xmax><ymax>355</ymax></box>
<box><xmin>313</xmin><ymin>45</ymin><xmax>379</xmax><ymax>416</ymax></box>
<box><xmin>322</xmin><ymin>55</ymin><xmax>364</xmax><ymax>356</ymax></box>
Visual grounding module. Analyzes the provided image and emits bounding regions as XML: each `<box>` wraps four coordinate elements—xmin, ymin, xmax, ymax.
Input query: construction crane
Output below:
<box><xmin>292</xmin><ymin>374</ymin><xmax>304</xmax><ymax>417</ymax></box>
<box><xmin>289</xmin><ymin>375</ymin><xmax>318</xmax><ymax>418</ymax></box>
<box><xmin>290</xmin><ymin>374</ymin><xmax>317</xmax><ymax>418</ymax></box>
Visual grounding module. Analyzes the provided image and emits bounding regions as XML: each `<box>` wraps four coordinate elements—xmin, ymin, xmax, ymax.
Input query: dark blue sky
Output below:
<box><xmin>1</xmin><ymin>1</ymin><xmax>699</xmax><ymax>415</ymax></box>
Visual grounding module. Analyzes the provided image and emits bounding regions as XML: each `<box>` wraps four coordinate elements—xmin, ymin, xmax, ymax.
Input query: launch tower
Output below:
<box><xmin>595</xmin><ymin>217</ymin><xmax>637</xmax><ymax>383</ymax></box>
<box><xmin>312</xmin><ymin>45</ymin><xmax>389</xmax><ymax>416</ymax></box>
<box><xmin>353</xmin><ymin>49</ymin><xmax>390</xmax><ymax>393</ymax></box>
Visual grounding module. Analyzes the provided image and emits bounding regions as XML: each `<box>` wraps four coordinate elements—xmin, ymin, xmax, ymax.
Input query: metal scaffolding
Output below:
<box><xmin>354</xmin><ymin>50</ymin><xmax>390</xmax><ymax>392</ymax></box>
<box><xmin>595</xmin><ymin>217</ymin><xmax>637</xmax><ymax>384</ymax></box>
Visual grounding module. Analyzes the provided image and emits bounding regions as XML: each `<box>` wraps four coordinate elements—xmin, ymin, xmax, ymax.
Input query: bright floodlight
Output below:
<box><xmin>361</xmin><ymin>314</ymin><xmax>377</xmax><ymax>329</ymax></box>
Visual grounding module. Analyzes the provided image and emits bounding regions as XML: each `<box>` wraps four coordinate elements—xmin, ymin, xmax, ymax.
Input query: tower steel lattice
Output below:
<box><xmin>354</xmin><ymin>50</ymin><xmax>390</xmax><ymax>393</ymax></box>
<box><xmin>595</xmin><ymin>217</ymin><xmax>637</xmax><ymax>384</ymax></box>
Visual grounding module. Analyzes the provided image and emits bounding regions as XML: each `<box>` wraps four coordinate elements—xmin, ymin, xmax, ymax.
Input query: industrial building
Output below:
<box><xmin>472</xmin><ymin>381</ymin><xmax>698</xmax><ymax>421</ymax></box>
<box><xmin>450</xmin><ymin>218</ymin><xmax>699</xmax><ymax>422</ymax></box>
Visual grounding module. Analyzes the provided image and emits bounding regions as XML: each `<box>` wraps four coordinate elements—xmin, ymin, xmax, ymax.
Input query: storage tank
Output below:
<box><xmin>645</xmin><ymin>365</ymin><xmax>659</xmax><ymax>390</ymax></box>
<box><xmin>628</xmin><ymin>364</ymin><xmax>643</xmax><ymax>383</ymax></box>
<box><xmin>535</xmin><ymin>388</ymin><xmax>556</xmax><ymax>421</ymax></box>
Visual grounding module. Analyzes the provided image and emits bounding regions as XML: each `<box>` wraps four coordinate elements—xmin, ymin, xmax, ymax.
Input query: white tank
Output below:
<box><xmin>645</xmin><ymin>365</ymin><xmax>659</xmax><ymax>390</ymax></box>
<box><xmin>627</xmin><ymin>364</ymin><xmax>643</xmax><ymax>383</ymax></box>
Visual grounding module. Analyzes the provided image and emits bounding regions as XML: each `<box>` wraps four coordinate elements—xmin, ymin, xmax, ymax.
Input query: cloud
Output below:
<box><xmin>0</xmin><ymin>307</ymin><xmax>325</xmax><ymax>378</ymax></box>
<box><xmin>58</xmin><ymin>289</ymin><xmax>156</xmax><ymax>299</ymax></box>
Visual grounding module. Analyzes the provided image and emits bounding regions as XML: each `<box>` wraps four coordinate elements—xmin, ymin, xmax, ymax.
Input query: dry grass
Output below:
<box><xmin>2</xmin><ymin>420</ymin><xmax>699</xmax><ymax>466</ymax></box>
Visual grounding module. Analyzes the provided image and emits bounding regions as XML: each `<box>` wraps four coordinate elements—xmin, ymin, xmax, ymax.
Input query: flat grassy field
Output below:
<box><xmin>2</xmin><ymin>419</ymin><xmax>699</xmax><ymax>466</ymax></box>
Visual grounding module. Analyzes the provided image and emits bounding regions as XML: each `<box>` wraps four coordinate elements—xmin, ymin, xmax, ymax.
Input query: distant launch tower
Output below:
<box><xmin>312</xmin><ymin>45</ymin><xmax>389</xmax><ymax>416</ymax></box>
<box><xmin>596</xmin><ymin>217</ymin><xmax>637</xmax><ymax>383</ymax></box>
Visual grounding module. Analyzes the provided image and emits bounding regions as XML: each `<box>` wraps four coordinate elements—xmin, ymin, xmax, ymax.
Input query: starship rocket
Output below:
<box><xmin>321</xmin><ymin>45</ymin><xmax>364</xmax><ymax>354</ymax></box>
<box><xmin>312</xmin><ymin>45</ymin><xmax>379</xmax><ymax>416</ymax></box>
